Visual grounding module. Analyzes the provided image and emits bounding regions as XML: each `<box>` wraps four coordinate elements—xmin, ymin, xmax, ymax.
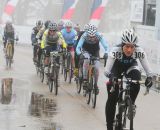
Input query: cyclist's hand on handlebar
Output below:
<box><xmin>145</xmin><ymin>77</ymin><xmax>153</xmax><ymax>88</ymax></box>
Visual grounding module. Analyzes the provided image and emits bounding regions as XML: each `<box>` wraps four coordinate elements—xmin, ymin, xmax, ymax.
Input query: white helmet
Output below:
<box><xmin>121</xmin><ymin>29</ymin><xmax>138</xmax><ymax>45</ymax></box>
<box><xmin>84</xmin><ymin>23</ymin><xmax>91</xmax><ymax>32</ymax></box>
<box><xmin>65</xmin><ymin>20</ymin><xmax>73</xmax><ymax>27</ymax></box>
<box><xmin>86</xmin><ymin>24</ymin><xmax>97</xmax><ymax>36</ymax></box>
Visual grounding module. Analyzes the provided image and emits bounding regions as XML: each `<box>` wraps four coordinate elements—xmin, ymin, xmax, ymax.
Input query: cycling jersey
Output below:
<box><xmin>105</xmin><ymin>44</ymin><xmax>152</xmax><ymax>77</ymax></box>
<box><xmin>41</xmin><ymin>30</ymin><xmax>67</xmax><ymax>49</ymax></box>
<box><xmin>61</xmin><ymin>28</ymin><xmax>77</xmax><ymax>45</ymax></box>
<box><xmin>76</xmin><ymin>32</ymin><xmax>109</xmax><ymax>55</ymax></box>
<box><xmin>31</xmin><ymin>27</ymin><xmax>39</xmax><ymax>45</ymax></box>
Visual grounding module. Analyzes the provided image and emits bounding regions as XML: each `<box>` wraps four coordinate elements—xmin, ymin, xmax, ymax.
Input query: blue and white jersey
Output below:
<box><xmin>76</xmin><ymin>32</ymin><xmax>109</xmax><ymax>55</ymax></box>
<box><xmin>61</xmin><ymin>28</ymin><xmax>77</xmax><ymax>45</ymax></box>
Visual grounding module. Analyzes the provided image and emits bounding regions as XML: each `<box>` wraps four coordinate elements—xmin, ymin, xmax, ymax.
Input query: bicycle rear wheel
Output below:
<box><xmin>122</xmin><ymin>97</ymin><xmax>134</xmax><ymax>130</ymax></box>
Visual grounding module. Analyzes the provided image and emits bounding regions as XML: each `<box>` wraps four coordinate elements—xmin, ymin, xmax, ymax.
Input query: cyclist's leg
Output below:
<box><xmin>105</xmin><ymin>60</ymin><xmax>124</xmax><ymax>130</ymax></box>
<box><xmin>93</xmin><ymin>52</ymin><xmax>100</xmax><ymax>84</ymax></box>
<box><xmin>33</xmin><ymin>45</ymin><xmax>38</xmax><ymax>61</ymax></box>
<box><xmin>126</xmin><ymin>66</ymin><xmax>141</xmax><ymax>104</ymax></box>
<box><xmin>74</xmin><ymin>51</ymin><xmax>79</xmax><ymax>76</ymax></box>
<box><xmin>70</xmin><ymin>46</ymin><xmax>75</xmax><ymax>68</ymax></box>
<box><xmin>106</xmin><ymin>82</ymin><xmax>119</xmax><ymax>130</ymax></box>
<box><xmin>94</xmin><ymin>60</ymin><xmax>100</xmax><ymax>93</ymax></box>
<box><xmin>82</xmin><ymin>52</ymin><xmax>90</xmax><ymax>81</ymax></box>
<box><xmin>11</xmin><ymin>43</ymin><xmax>14</xmax><ymax>59</ymax></box>
<box><xmin>37</xmin><ymin>47</ymin><xmax>42</xmax><ymax>65</ymax></box>
<box><xmin>44</xmin><ymin>46</ymin><xmax>51</xmax><ymax>73</ymax></box>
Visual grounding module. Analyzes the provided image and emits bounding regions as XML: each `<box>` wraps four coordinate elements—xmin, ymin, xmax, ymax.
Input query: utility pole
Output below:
<box><xmin>155</xmin><ymin>0</ymin><xmax>160</xmax><ymax>40</ymax></box>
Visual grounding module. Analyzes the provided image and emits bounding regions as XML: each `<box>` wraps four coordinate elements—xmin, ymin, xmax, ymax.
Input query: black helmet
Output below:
<box><xmin>44</xmin><ymin>20</ymin><xmax>51</xmax><ymax>29</ymax></box>
<box><xmin>36</xmin><ymin>20</ymin><xmax>43</xmax><ymax>27</ymax></box>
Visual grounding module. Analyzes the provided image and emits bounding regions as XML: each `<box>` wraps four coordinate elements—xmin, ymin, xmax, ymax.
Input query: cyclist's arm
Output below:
<box><xmin>57</xmin><ymin>32</ymin><xmax>67</xmax><ymax>49</ymax></box>
<box><xmin>136</xmin><ymin>47</ymin><xmax>153</xmax><ymax>77</ymax></box>
<box><xmin>105</xmin><ymin>47</ymin><xmax>121</xmax><ymax>77</ymax></box>
<box><xmin>97</xmin><ymin>32</ymin><xmax>109</xmax><ymax>53</ymax></box>
<box><xmin>31</xmin><ymin>29</ymin><xmax>37</xmax><ymax>44</ymax></box>
<box><xmin>76</xmin><ymin>33</ymin><xmax>86</xmax><ymax>55</ymax></box>
<box><xmin>41</xmin><ymin>30</ymin><xmax>48</xmax><ymax>49</ymax></box>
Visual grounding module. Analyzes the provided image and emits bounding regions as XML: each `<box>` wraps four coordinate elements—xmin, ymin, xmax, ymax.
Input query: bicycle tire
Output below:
<box><xmin>48</xmin><ymin>79</ymin><xmax>53</xmax><ymax>92</ymax></box>
<box><xmin>64</xmin><ymin>68</ymin><xmax>67</xmax><ymax>81</ymax></box>
<box><xmin>67</xmin><ymin>54</ymin><xmax>72</xmax><ymax>83</ymax></box>
<box><xmin>91</xmin><ymin>89</ymin><xmax>97</xmax><ymax>108</ymax></box>
<box><xmin>40</xmin><ymin>68</ymin><xmax>44</xmax><ymax>83</ymax></box>
<box><xmin>122</xmin><ymin>97</ymin><xmax>134</xmax><ymax>130</ymax></box>
<box><xmin>86</xmin><ymin>73</ymin><xmax>92</xmax><ymax>104</ymax></box>
<box><xmin>76</xmin><ymin>67</ymin><xmax>83</xmax><ymax>94</ymax></box>
<box><xmin>53</xmin><ymin>67</ymin><xmax>59</xmax><ymax>95</ymax></box>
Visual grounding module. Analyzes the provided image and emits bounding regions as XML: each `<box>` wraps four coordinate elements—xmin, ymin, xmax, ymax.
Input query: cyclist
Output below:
<box><xmin>76</xmin><ymin>24</ymin><xmax>109</xmax><ymax>94</ymax></box>
<box><xmin>31</xmin><ymin>20</ymin><xmax>43</xmax><ymax>62</ymax></box>
<box><xmin>57</xmin><ymin>20</ymin><xmax>64</xmax><ymax>31</ymax></box>
<box><xmin>36</xmin><ymin>20</ymin><xmax>51</xmax><ymax>65</ymax></box>
<box><xmin>104</xmin><ymin>29</ymin><xmax>153</xmax><ymax>130</ymax></box>
<box><xmin>74</xmin><ymin>23</ymin><xmax>91</xmax><ymax>76</ymax></box>
<box><xmin>3</xmin><ymin>21</ymin><xmax>15</xmax><ymax>59</ymax></box>
<box><xmin>41</xmin><ymin>22</ymin><xmax>67</xmax><ymax>73</ymax></box>
<box><xmin>61</xmin><ymin>20</ymin><xmax>77</xmax><ymax>73</ymax></box>
<box><xmin>74</xmin><ymin>23</ymin><xmax>81</xmax><ymax>35</ymax></box>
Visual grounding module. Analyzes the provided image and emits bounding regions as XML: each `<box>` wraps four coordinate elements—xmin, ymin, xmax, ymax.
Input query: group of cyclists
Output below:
<box><xmin>30</xmin><ymin>19</ymin><xmax>153</xmax><ymax>130</ymax></box>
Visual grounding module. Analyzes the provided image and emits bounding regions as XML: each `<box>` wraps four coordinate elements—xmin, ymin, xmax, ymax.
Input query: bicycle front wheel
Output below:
<box><xmin>48</xmin><ymin>79</ymin><xmax>53</xmax><ymax>92</ymax></box>
<box><xmin>76</xmin><ymin>67</ymin><xmax>83</xmax><ymax>94</ymax></box>
<box><xmin>122</xmin><ymin>97</ymin><xmax>134</xmax><ymax>130</ymax></box>
<box><xmin>91</xmin><ymin>75</ymin><xmax>97</xmax><ymax>108</ymax></box>
<box><xmin>53</xmin><ymin>67</ymin><xmax>59</xmax><ymax>95</ymax></box>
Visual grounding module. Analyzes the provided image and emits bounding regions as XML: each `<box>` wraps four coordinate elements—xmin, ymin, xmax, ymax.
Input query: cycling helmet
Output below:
<box><xmin>65</xmin><ymin>20</ymin><xmax>73</xmax><ymax>27</ymax></box>
<box><xmin>86</xmin><ymin>24</ymin><xmax>97</xmax><ymax>36</ymax></box>
<box><xmin>44</xmin><ymin>20</ymin><xmax>51</xmax><ymax>29</ymax></box>
<box><xmin>84</xmin><ymin>23</ymin><xmax>91</xmax><ymax>32</ymax></box>
<box><xmin>48</xmin><ymin>22</ymin><xmax>58</xmax><ymax>31</ymax></box>
<box><xmin>121</xmin><ymin>29</ymin><xmax>138</xmax><ymax>45</ymax></box>
<box><xmin>58</xmin><ymin>20</ymin><xmax>64</xmax><ymax>26</ymax></box>
<box><xmin>36</xmin><ymin>20</ymin><xmax>43</xmax><ymax>27</ymax></box>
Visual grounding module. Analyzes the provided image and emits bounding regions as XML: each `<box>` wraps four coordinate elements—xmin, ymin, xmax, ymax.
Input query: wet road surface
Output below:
<box><xmin>0</xmin><ymin>44</ymin><xmax>160</xmax><ymax>130</ymax></box>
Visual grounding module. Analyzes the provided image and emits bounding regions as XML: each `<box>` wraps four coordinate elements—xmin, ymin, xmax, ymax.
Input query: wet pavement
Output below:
<box><xmin>0</xmin><ymin>44</ymin><xmax>160</xmax><ymax>130</ymax></box>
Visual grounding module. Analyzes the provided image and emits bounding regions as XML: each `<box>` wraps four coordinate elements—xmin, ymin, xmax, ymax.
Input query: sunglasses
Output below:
<box><xmin>49</xmin><ymin>30</ymin><xmax>56</xmax><ymax>32</ymax></box>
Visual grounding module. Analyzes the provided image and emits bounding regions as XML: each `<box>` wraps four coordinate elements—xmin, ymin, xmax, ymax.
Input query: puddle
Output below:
<box><xmin>41</xmin><ymin>122</ymin><xmax>62</xmax><ymax>130</ymax></box>
<box><xmin>0</xmin><ymin>78</ymin><xmax>13</xmax><ymax>104</ymax></box>
<box><xmin>28</xmin><ymin>92</ymin><xmax>58</xmax><ymax>117</ymax></box>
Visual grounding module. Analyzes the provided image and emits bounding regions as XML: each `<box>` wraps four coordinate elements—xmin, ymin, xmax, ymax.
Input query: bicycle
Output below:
<box><xmin>76</xmin><ymin>54</ymin><xmax>105</xmax><ymax>108</ymax></box>
<box><xmin>48</xmin><ymin>51</ymin><xmax>60</xmax><ymax>95</ymax></box>
<box><xmin>63</xmin><ymin>46</ymin><xmax>74</xmax><ymax>83</ymax></box>
<box><xmin>5</xmin><ymin>38</ymin><xmax>14</xmax><ymax>68</ymax></box>
<box><xmin>111</xmin><ymin>73</ymin><xmax>148</xmax><ymax>130</ymax></box>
